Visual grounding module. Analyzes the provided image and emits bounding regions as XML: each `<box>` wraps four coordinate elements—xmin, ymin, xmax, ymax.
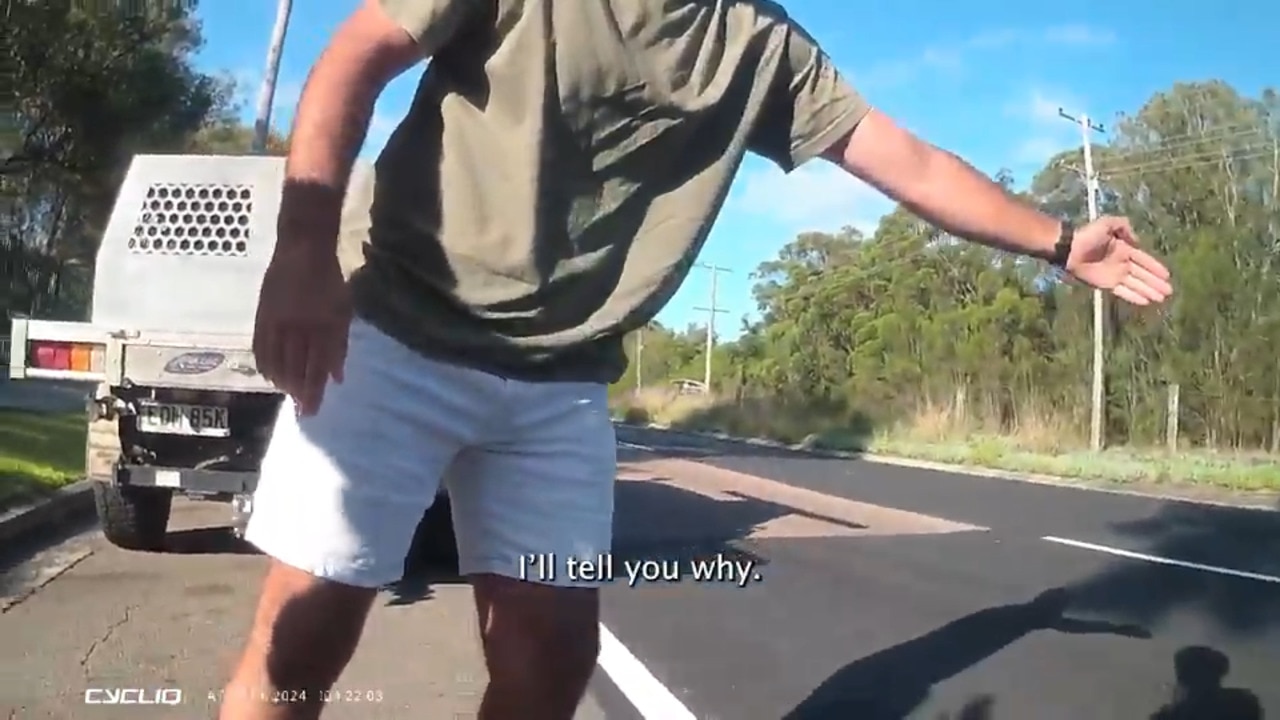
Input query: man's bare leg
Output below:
<box><xmin>224</xmin><ymin>321</ymin><xmax>503</xmax><ymax>718</ymax></box>
<box><xmin>219</xmin><ymin>561</ymin><xmax>376</xmax><ymax>720</ymax></box>
<box><xmin>471</xmin><ymin>573</ymin><xmax>600</xmax><ymax>720</ymax></box>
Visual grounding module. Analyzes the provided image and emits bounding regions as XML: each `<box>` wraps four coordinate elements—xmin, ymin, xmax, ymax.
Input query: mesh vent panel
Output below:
<box><xmin>128</xmin><ymin>183</ymin><xmax>253</xmax><ymax>256</ymax></box>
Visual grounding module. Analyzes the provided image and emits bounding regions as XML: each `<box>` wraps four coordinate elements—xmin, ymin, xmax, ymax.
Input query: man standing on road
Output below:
<box><xmin>223</xmin><ymin>0</ymin><xmax>1174</xmax><ymax>718</ymax></box>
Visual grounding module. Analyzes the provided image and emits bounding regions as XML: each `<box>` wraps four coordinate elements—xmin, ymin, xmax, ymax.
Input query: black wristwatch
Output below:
<box><xmin>1048</xmin><ymin>220</ymin><xmax>1073</xmax><ymax>269</ymax></box>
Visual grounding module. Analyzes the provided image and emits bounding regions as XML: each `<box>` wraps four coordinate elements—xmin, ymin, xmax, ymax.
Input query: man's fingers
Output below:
<box><xmin>1129</xmin><ymin>248</ymin><xmax>1172</xmax><ymax>281</ymax></box>
<box><xmin>330</xmin><ymin>323</ymin><xmax>348</xmax><ymax>384</ymax></box>
<box><xmin>295</xmin><ymin>372</ymin><xmax>326</xmax><ymax>417</ymax></box>
<box><xmin>1121</xmin><ymin>272</ymin><xmax>1164</xmax><ymax>304</ymax></box>
<box><xmin>1129</xmin><ymin>259</ymin><xmax>1173</xmax><ymax>296</ymax></box>
<box><xmin>253</xmin><ymin>325</ymin><xmax>285</xmax><ymax>386</ymax></box>
<box><xmin>253</xmin><ymin>318</ymin><xmax>347</xmax><ymax>414</ymax></box>
<box><xmin>1112</xmin><ymin>283</ymin><xmax>1150</xmax><ymax>306</ymax></box>
<box><xmin>297</xmin><ymin>328</ymin><xmax>340</xmax><ymax>416</ymax></box>
<box><xmin>302</xmin><ymin>331</ymin><xmax>328</xmax><ymax>392</ymax></box>
<box><xmin>278</xmin><ymin>329</ymin><xmax>311</xmax><ymax>397</ymax></box>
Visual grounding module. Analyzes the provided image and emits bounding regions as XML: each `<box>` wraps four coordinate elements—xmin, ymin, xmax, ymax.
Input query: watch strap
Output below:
<box><xmin>1049</xmin><ymin>220</ymin><xmax>1073</xmax><ymax>268</ymax></box>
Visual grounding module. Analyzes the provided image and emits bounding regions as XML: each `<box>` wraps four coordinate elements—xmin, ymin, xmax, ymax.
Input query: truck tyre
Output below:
<box><xmin>93</xmin><ymin>481</ymin><xmax>173</xmax><ymax>551</ymax></box>
<box><xmin>406</xmin><ymin>494</ymin><xmax>458</xmax><ymax>571</ymax></box>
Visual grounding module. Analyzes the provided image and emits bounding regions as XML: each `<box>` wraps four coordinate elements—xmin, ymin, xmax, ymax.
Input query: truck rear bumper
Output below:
<box><xmin>114</xmin><ymin>465</ymin><xmax>449</xmax><ymax>499</ymax></box>
<box><xmin>117</xmin><ymin>465</ymin><xmax>257</xmax><ymax>494</ymax></box>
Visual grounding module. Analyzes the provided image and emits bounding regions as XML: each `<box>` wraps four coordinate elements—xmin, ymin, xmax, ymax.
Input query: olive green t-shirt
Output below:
<box><xmin>345</xmin><ymin>0</ymin><xmax>870</xmax><ymax>383</ymax></box>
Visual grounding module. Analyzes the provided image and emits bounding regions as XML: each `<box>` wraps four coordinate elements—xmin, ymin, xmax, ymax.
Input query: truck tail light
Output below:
<box><xmin>29</xmin><ymin>341</ymin><xmax>106</xmax><ymax>373</ymax></box>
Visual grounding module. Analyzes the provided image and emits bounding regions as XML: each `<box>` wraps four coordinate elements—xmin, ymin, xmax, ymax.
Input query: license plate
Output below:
<box><xmin>137</xmin><ymin>402</ymin><xmax>229</xmax><ymax>437</ymax></box>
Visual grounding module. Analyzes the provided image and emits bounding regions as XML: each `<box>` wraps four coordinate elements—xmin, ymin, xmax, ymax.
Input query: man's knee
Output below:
<box><xmin>231</xmin><ymin>561</ymin><xmax>377</xmax><ymax>699</ymax></box>
<box><xmin>472</xmin><ymin>574</ymin><xmax>600</xmax><ymax>688</ymax></box>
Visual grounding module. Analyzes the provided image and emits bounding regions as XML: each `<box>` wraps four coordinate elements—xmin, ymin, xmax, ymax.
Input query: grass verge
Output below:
<box><xmin>614</xmin><ymin>390</ymin><xmax>1280</xmax><ymax>495</ymax></box>
<box><xmin>0</xmin><ymin>409</ymin><xmax>86</xmax><ymax>511</ymax></box>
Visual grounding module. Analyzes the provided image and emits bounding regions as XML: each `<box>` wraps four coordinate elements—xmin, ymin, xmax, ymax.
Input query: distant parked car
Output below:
<box><xmin>670</xmin><ymin>378</ymin><xmax>708</xmax><ymax>395</ymax></box>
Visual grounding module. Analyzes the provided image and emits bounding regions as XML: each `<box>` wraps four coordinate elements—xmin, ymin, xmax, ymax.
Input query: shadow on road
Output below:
<box><xmin>782</xmin><ymin>587</ymin><xmax>1150</xmax><ymax>720</ymax></box>
<box><xmin>384</xmin><ymin>566</ymin><xmax>462</xmax><ymax>606</ymax></box>
<box><xmin>155</xmin><ymin>524</ymin><xmax>472</xmax><ymax>607</ymax></box>
<box><xmin>1066</xmin><ymin>502</ymin><xmax>1280</xmax><ymax>636</ymax></box>
<box><xmin>1149</xmin><ymin>645</ymin><xmax>1262</xmax><ymax>720</ymax></box>
<box><xmin>140</xmin><ymin>524</ymin><xmax>467</xmax><ymax>606</ymax></box>
<box><xmin>161</xmin><ymin>526</ymin><xmax>259</xmax><ymax>555</ymax></box>
<box><xmin>934</xmin><ymin>695</ymin><xmax>995</xmax><ymax>720</ymax></box>
<box><xmin>626</xmin><ymin>425</ymin><xmax>1280</xmax><ymax>641</ymax></box>
<box><xmin>384</xmin><ymin>465</ymin><xmax>796</xmax><ymax>606</ymax></box>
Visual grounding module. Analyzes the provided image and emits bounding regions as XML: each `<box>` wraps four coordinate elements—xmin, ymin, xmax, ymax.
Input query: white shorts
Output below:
<box><xmin>244</xmin><ymin>317</ymin><xmax>617</xmax><ymax>589</ymax></box>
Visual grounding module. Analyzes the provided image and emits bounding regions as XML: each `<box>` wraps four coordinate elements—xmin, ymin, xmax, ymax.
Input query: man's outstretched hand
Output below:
<box><xmin>1066</xmin><ymin>216</ymin><xmax>1173</xmax><ymax>306</ymax></box>
<box><xmin>253</xmin><ymin>244</ymin><xmax>351</xmax><ymax>417</ymax></box>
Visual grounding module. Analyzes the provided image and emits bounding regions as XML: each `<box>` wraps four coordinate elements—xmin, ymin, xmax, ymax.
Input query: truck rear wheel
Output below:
<box><xmin>406</xmin><ymin>494</ymin><xmax>458</xmax><ymax>571</ymax></box>
<box><xmin>92</xmin><ymin>481</ymin><xmax>172</xmax><ymax>551</ymax></box>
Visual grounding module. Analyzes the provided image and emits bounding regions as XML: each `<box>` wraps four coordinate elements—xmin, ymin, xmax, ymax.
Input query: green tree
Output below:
<box><xmin>618</xmin><ymin>79</ymin><xmax>1279</xmax><ymax>453</ymax></box>
<box><xmin>2</xmin><ymin>0</ymin><xmax>234</xmax><ymax>320</ymax></box>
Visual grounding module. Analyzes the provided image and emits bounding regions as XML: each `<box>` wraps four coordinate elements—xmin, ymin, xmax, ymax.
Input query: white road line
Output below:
<box><xmin>618</xmin><ymin>440</ymin><xmax>706</xmax><ymax>454</ymax></box>
<box><xmin>1042</xmin><ymin>536</ymin><xmax>1280</xmax><ymax>584</ymax></box>
<box><xmin>597</xmin><ymin>622</ymin><xmax>698</xmax><ymax>720</ymax></box>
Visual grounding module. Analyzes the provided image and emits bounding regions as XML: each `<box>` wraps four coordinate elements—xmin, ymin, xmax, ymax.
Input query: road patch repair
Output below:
<box><xmin>597</xmin><ymin>456</ymin><xmax>985</xmax><ymax>592</ymax></box>
<box><xmin>615</xmin><ymin>456</ymin><xmax>985</xmax><ymax>544</ymax></box>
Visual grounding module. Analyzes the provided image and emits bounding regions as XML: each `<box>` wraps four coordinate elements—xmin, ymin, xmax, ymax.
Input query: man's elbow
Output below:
<box><xmin>318</xmin><ymin>0</ymin><xmax>424</xmax><ymax>92</ymax></box>
<box><xmin>824</xmin><ymin>109</ymin><xmax>940</xmax><ymax>205</ymax></box>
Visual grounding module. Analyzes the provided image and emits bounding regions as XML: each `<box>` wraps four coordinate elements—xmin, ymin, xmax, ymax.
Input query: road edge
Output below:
<box><xmin>619</xmin><ymin>422</ymin><xmax>1280</xmax><ymax>513</ymax></box>
<box><xmin>0</xmin><ymin>480</ymin><xmax>95</xmax><ymax>547</ymax></box>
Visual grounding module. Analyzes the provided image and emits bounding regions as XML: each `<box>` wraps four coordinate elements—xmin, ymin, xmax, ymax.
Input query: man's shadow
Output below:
<box><xmin>784</xmin><ymin>587</ymin><xmax>1151</xmax><ymax>720</ymax></box>
<box><xmin>1149</xmin><ymin>645</ymin><xmax>1262</xmax><ymax>720</ymax></box>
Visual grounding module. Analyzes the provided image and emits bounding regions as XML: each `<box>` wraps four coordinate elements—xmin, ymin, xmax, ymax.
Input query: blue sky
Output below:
<box><xmin>193</xmin><ymin>0</ymin><xmax>1274</xmax><ymax>338</ymax></box>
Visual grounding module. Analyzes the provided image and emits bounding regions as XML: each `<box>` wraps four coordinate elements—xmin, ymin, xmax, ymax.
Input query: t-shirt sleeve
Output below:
<box><xmin>377</xmin><ymin>0</ymin><xmax>476</xmax><ymax>55</ymax></box>
<box><xmin>747</xmin><ymin>20</ymin><xmax>872</xmax><ymax>173</ymax></box>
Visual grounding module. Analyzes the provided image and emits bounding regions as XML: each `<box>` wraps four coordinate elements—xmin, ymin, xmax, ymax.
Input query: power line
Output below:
<box><xmin>1100</xmin><ymin>131</ymin><xmax>1267</xmax><ymax>170</ymax></box>
<box><xmin>1048</xmin><ymin>121</ymin><xmax>1272</xmax><ymax>176</ymax></box>
<box><xmin>1101</xmin><ymin>145</ymin><xmax>1274</xmax><ymax>178</ymax></box>
<box><xmin>1102</xmin><ymin>124</ymin><xmax>1266</xmax><ymax>159</ymax></box>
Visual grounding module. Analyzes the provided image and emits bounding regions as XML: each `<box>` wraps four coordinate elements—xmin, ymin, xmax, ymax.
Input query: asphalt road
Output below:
<box><xmin>0</xmin><ymin>378</ymin><xmax>93</xmax><ymax>413</ymax></box>
<box><xmin>3</xmin><ymin>426</ymin><xmax>1279</xmax><ymax>719</ymax></box>
<box><xmin>603</xmin><ymin>427</ymin><xmax>1280</xmax><ymax>720</ymax></box>
<box><xmin>0</xmin><ymin>502</ymin><xmax>610</xmax><ymax>719</ymax></box>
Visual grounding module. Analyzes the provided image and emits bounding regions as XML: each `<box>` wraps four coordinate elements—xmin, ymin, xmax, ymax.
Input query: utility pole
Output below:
<box><xmin>692</xmin><ymin>263</ymin><xmax>731</xmax><ymax>392</ymax></box>
<box><xmin>635</xmin><ymin>327</ymin><xmax>644</xmax><ymax>391</ymax></box>
<box><xmin>252</xmin><ymin>0</ymin><xmax>294</xmax><ymax>153</ymax></box>
<box><xmin>1058</xmin><ymin>107</ymin><xmax>1107</xmax><ymax>452</ymax></box>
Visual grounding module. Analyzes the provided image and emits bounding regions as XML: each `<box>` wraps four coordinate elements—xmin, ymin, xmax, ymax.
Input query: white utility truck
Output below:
<box><xmin>8</xmin><ymin>154</ymin><xmax>455</xmax><ymax>563</ymax></box>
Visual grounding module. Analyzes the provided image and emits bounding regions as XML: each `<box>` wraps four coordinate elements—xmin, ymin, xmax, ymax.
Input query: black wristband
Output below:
<box><xmin>1048</xmin><ymin>220</ymin><xmax>1073</xmax><ymax>268</ymax></box>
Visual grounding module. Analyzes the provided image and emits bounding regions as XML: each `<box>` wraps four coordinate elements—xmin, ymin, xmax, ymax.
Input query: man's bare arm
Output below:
<box><xmin>278</xmin><ymin>0</ymin><xmax>425</xmax><ymax>250</ymax></box>
<box><xmin>821</xmin><ymin>110</ymin><xmax>1061</xmax><ymax>259</ymax></box>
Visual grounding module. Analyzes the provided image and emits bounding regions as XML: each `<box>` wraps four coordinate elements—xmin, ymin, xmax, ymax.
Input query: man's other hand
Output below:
<box><xmin>1067</xmin><ymin>216</ymin><xmax>1173</xmax><ymax>306</ymax></box>
<box><xmin>253</xmin><ymin>243</ymin><xmax>352</xmax><ymax>416</ymax></box>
